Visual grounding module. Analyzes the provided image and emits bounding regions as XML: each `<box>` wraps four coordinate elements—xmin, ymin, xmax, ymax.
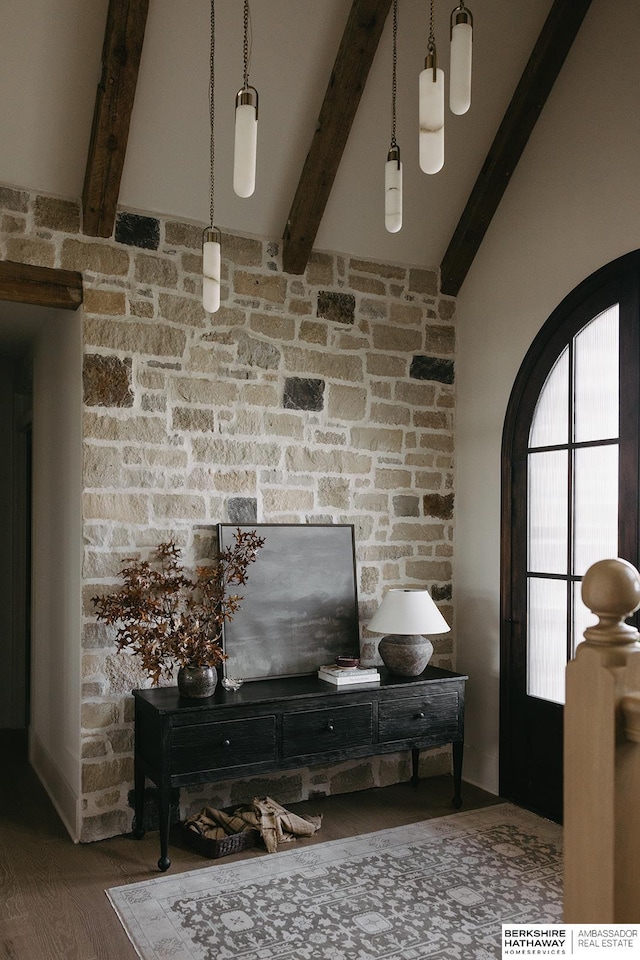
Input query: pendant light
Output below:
<box><xmin>203</xmin><ymin>0</ymin><xmax>221</xmax><ymax>314</ymax></box>
<box><xmin>233</xmin><ymin>0</ymin><xmax>259</xmax><ymax>198</ymax></box>
<box><xmin>450</xmin><ymin>1</ymin><xmax>473</xmax><ymax>115</ymax></box>
<box><xmin>419</xmin><ymin>0</ymin><xmax>444</xmax><ymax>175</ymax></box>
<box><xmin>385</xmin><ymin>0</ymin><xmax>402</xmax><ymax>233</ymax></box>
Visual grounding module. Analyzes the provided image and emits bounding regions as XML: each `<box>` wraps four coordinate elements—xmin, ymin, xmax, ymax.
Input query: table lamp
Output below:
<box><xmin>368</xmin><ymin>588</ymin><xmax>450</xmax><ymax>676</ymax></box>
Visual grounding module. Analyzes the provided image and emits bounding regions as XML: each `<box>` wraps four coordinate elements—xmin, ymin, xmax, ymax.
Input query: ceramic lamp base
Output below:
<box><xmin>378</xmin><ymin>634</ymin><xmax>433</xmax><ymax>677</ymax></box>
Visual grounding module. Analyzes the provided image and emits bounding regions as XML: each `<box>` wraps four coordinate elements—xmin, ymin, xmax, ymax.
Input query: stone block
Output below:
<box><xmin>350</xmin><ymin>426</ymin><xmax>403</xmax><ymax>453</ymax></box>
<box><xmin>236</xmin><ymin>330</ymin><xmax>282</xmax><ymax>369</ymax></box>
<box><xmin>262</xmin><ymin>488</ymin><xmax>314</xmax><ymax>513</ymax></box>
<box><xmin>0</xmin><ymin>186</ymin><xmax>29</xmax><ymax>212</ymax></box>
<box><xmin>424</xmin><ymin>324</ymin><xmax>455</xmax><ymax>355</ymax></box>
<box><xmin>165</xmin><ymin>221</ymin><xmax>202</xmax><ymax>249</ymax></box>
<box><xmin>390</xmin><ymin>522</ymin><xmax>445</xmax><ymax>542</ymax></box>
<box><xmin>61</xmin><ymin>239</ymin><xmax>130</xmax><ymax>275</ymax></box>
<box><xmin>327</xmin><ymin>384</ymin><xmax>367</xmax><ymax>421</ymax></box>
<box><xmin>423</xmin><ymin>492</ymin><xmax>454</xmax><ymax>519</ymax></box>
<box><xmin>317</xmin><ymin>291</ymin><xmax>355</xmax><ymax>325</ymax></box>
<box><xmin>299</xmin><ymin>320</ymin><xmax>327</xmax><ymax>344</ymax></box>
<box><xmin>82</xmin><ymin>738</ymin><xmax>108</xmax><ymax>759</ymax></box>
<box><xmin>83</xmin><ymin>354</ymin><xmax>133</xmax><ymax>407</ymax></box>
<box><xmin>83</xmin><ymin>288</ymin><xmax>127</xmax><ymax>316</ymax></box>
<box><xmin>389</xmin><ymin>302</ymin><xmax>423</xmax><ymax>326</ymax></box>
<box><xmin>171</xmin><ymin>377</ymin><xmax>239</xmax><ymax>406</ymax></box>
<box><xmin>413</xmin><ymin>410</ymin><xmax>449</xmax><ymax>430</ymax></box>
<box><xmin>410</xmin><ymin>355</ymin><xmax>455</xmax><ymax>385</ymax></box>
<box><xmin>234</xmin><ymin>270</ymin><xmax>286</xmax><ymax>302</ymax></box>
<box><xmin>84</xmin><ymin>317</ymin><xmax>187</xmax><ymax>358</ymax></box>
<box><xmin>366</xmin><ymin>354</ymin><xmax>407</xmax><ymax>377</ymax></box>
<box><xmin>360</xmin><ymin>565</ymin><xmax>380</xmax><ymax>594</ymax></box>
<box><xmin>34</xmin><ymin>195</ymin><xmax>80</xmax><ymax>233</ymax></box>
<box><xmin>353</xmin><ymin>492</ymin><xmax>388</xmax><ymax>512</ymax></box>
<box><xmin>152</xmin><ymin>494</ymin><xmax>206</xmax><ymax>520</ymax></box>
<box><xmin>285</xmin><ymin>446</ymin><xmax>371</xmax><ymax>476</ymax></box>
<box><xmin>115</xmin><ymin>212</ymin><xmax>159</xmax><ymax>250</ymax></box>
<box><xmin>172</xmin><ymin>407</ymin><xmax>216</xmax><ymax>433</ymax></box>
<box><xmin>289</xmin><ymin>299</ymin><xmax>313</xmax><ymax>317</ymax></box>
<box><xmin>220</xmin><ymin>232</ymin><xmax>263</xmax><ymax>266</ymax></box>
<box><xmin>408</xmin><ymin>267</ymin><xmax>438</xmax><ymax>296</ymax></box>
<box><xmin>159</xmin><ymin>292</ymin><xmax>206</xmax><ymax>327</ymax></box>
<box><xmin>395</xmin><ymin>380</ymin><xmax>437</xmax><ymax>407</ymax></box>
<box><xmin>405</xmin><ymin>558</ymin><xmax>452</xmax><ymax>582</ymax></box>
<box><xmin>193</xmin><ymin>437</ymin><xmax>282</xmax><ymax>468</ymax></box>
<box><xmin>250</xmin><ymin>312</ymin><xmax>296</xmax><ymax>341</ymax></box>
<box><xmin>370</xmin><ymin>402</ymin><xmax>411</xmax><ymax>426</ymax></box>
<box><xmin>306</xmin><ymin>252</ymin><xmax>334</xmax><ymax>285</ymax></box>
<box><xmin>80</xmin><ymin>809</ymin><xmax>130</xmax><ymax>843</ymax></box>
<box><xmin>283</xmin><ymin>345</ymin><xmax>363</xmax><ymax>382</ymax></box>
<box><xmin>348</xmin><ymin>275</ymin><xmax>385</xmax><ymax>296</ymax></box>
<box><xmin>6</xmin><ymin>236</ymin><xmax>55</xmax><ymax>266</ymax></box>
<box><xmin>329</xmin><ymin>762</ymin><xmax>375</xmax><ymax>795</ymax></box>
<box><xmin>349</xmin><ymin>258</ymin><xmax>406</xmax><ymax>280</ymax></box>
<box><xmin>83</xmin><ymin>492</ymin><xmax>149</xmax><ymax>524</ymax></box>
<box><xmin>84</xmin><ymin>412</ymin><xmax>166</xmax><ymax>444</ymax></box>
<box><xmin>318</xmin><ymin>477</ymin><xmax>350</xmax><ymax>509</ymax></box>
<box><xmin>283</xmin><ymin>376</ymin><xmax>324</xmax><ymax>411</ymax></box>
<box><xmin>82</xmin><ymin>756</ymin><xmax>134</xmax><ymax>794</ymax></box>
<box><xmin>135</xmin><ymin>253</ymin><xmax>178</xmax><ymax>288</ymax></box>
<box><xmin>227</xmin><ymin>496</ymin><xmax>258</xmax><ymax>523</ymax></box>
<box><xmin>1</xmin><ymin>214</ymin><xmax>25</xmax><ymax>234</ymax></box>
<box><xmin>393</xmin><ymin>495</ymin><xmax>420</xmax><ymax>517</ymax></box>
<box><xmin>81</xmin><ymin>701</ymin><xmax>119</xmax><ymax>730</ymax></box>
<box><xmin>374</xmin><ymin>468</ymin><xmax>413</xmax><ymax>489</ymax></box>
<box><xmin>372</xmin><ymin>323</ymin><xmax>422</xmax><ymax>353</ymax></box>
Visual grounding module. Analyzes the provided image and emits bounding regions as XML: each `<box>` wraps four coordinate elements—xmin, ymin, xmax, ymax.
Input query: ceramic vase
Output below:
<box><xmin>177</xmin><ymin>664</ymin><xmax>218</xmax><ymax>699</ymax></box>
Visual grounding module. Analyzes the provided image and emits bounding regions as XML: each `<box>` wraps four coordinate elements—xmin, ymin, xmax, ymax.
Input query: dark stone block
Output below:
<box><xmin>423</xmin><ymin>493</ymin><xmax>454</xmax><ymax>520</ymax></box>
<box><xmin>83</xmin><ymin>354</ymin><xmax>133</xmax><ymax>407</ymax></box>
<box><xmin>228</xmin><ymin>497</ymin><xmax>258</xmax><ymax>524</ymax></box>
<box><xmin>432</xmin><ymin>584</ymin><xmax>452</xmax><ymax>602</ymax></box>
<box><xmin>283</xmin><ymin>377</ymin><xmax>325</xmax><ymax>411</ymax></box>
<box><xmin>410</xmin><ymin>355</ymin><xmax>455</xmax><ymax>384</ymax></box>
<box><xmin>317</xmin><ymin>291</ymin><xmax>355</xmax><ymax>325</ymax></box>
<box><xmin>116</xmin><ymin>212</ymin><xmax>160</xmax><ymax>250</ymax></box>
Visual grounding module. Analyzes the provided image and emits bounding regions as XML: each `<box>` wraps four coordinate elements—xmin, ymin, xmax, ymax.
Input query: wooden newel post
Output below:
<box><xmin>564</xmin><ymin>558</ymin><xmax>640</xmax><ymax>922</ymax></box>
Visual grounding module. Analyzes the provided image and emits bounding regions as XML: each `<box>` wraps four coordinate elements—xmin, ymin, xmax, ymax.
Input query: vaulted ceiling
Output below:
<box><xmin>2</xmin><ymin>0</ymin><xmax>592</xmax><ymax>314</ymax></box>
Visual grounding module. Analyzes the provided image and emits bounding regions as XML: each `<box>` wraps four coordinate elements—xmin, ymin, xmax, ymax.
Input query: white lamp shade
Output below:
<box><xmin>419</xmin><ymin>66</ymin><xmax>445</xmax><ymax>174</ymax></box>
<box><xmin>450</xmin><ymin>21</ymin><xmax>472</xmax><ymax>115</ymax></box>
<box><xmin>233</xmin><ymin>102</ymin><xmax>258</xmax><ymax>198</ymax></box>
<box><xmin>368</xmin><ymin>588</ymin><xmax>450</xmax><ymax>636</ymax></box>
<box><xmin>202</xmin><ymin>238</ymin><xmax>221</xmax><ymax>313</ymax></box>
<box><xmin>384</xmin><ymin>157</ymin><xmax>402</xmax><ymax>233</ymax></box>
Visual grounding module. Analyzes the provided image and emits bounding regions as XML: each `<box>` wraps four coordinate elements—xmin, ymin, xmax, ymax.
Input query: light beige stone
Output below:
<box><xmin>262</xmin><ymin>488</ymin><xmax>314</xmax><ymax>513</ymax></box>
<box><xmin>349</xmin><ymin>258</ymin><xmax>406</xmax><ymax>280</ymax></box>
<box><xmin>250</xmin><ymin>312</ymin><xmax>296</xmax><ymax>341</ymax></box>
<box><xmin>285</xmin><ymin>446</ymin><xmax>371</xmax><ymax>475</ymax></box>
<box><xmin>390</xmin><ymin>521</ymin><xmax>445</xmax><ymax>542</ymax></box>
<box><xmin>135</xmin><ymin>253</ymin><xmax>178</xmax><ymax>288</ymax></box>
<box><xmin>350</xmin><ymin>426</ymin><xmax>403</xmax><ymax>453</ymax></box>
<box><xmin>84</xmin><ymin>445</ymin><xmax>123</xmax><ymax>487</ymax></box>
<box><xmin>152</xmin><ymin>494</ymin><xmax>206</xmax><ymax>520</ymax></box>
<box><xmin>372</xmin><ymin>323</ymin><xmax>422</xmax><ymax>353</ymax></box>
<box><xmin>82</xmin><ymin>756</ymin><xmax>134</xmax><ymax>793</ymax></box>
<box><xmin>172</xmin><ymin>407</ymin><xmax>216</xmax><ymax>433</ymax></box>
<box><xmin>84</xmin><ymin>412</ymin><xmax>166</xmax><ymax>445</ymax></box>
<box><xmin>318</xmin><ymin>477</ymin><xmax>350</xmax><ymax>509</ymax></box>
<box><xmin>234</xmin><ymin>270</ymin><xmax>287</xmax><ymax>302</ymax></box>
<box><xmin>83</xmin><ymin>288</ymin><xmax>127</xmax><ymax>316</ymax></box>
<box><xmin>327</xmin><ymin>384</ymin><xmax>367</xmax><ymax>421</ymax></box>
<box><xmin>171</xmin><ymin>377</ymin><xmax>239</xmax><ymax>406</ymax></box>
<box><xmin>62</xmin><ymin>239</ymin><xmax>130</xmax><ymax>275</ymax></box>
<box><xmin>192</xmin><ymin>437</ymin><xmax>282</xmax><ymax>467</ymax></box>
<box><xmin>6</xmin><ymin>236</ymin><xmax>55</xmax><ymax>266</ymax></box>
<box><xmin>283</xmin><ymin>346</ymin><xmax>363</xmax><ymax>382</ymax></box>
<box><xmin>370</xmin><ymin>402</ymin><xmax>411</xmax><ymax>426</ymax></box>
<box><xmin>82</xmin><ymin>701</ymin><xmax>119</xmax><ymax>729</ymax></box>
<box><xmin>83</xmin><ymin>493</ymin><xmax>149</xmax><ymax>524</ymax></box>
<box><xmin>374</xmin><ymin>468</ymin><xmax>413</xmax><ymax>489</ymax></box>
<box><xmin>264</xmin><ymin>411</ymin><xmax>304</xmax><ymax>439</ymax></box>
<box><xmin>35</xmin><ymin>195</ymin><xmax>80</xmax><ymax>233</ymax></box>
<box><xmin>366</xmin><ymin>354</ymin><xmax>407</xmax><ymax>377</ymax></box>
<box><xmin>159</xmin><ymin>292</ymin><xmax>206</xmax><ymax>327</ymax></box>
<box><xmin>84</xmin><ymin>317</ymin><xmax>186</xmax><ymax>358</ymax></box>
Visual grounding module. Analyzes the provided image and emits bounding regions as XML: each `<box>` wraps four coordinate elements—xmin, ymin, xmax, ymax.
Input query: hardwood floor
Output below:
<box><xmin>0</xmin><ymin>731</ymin><xmax>500</xmax><ymax>960</ymax></box>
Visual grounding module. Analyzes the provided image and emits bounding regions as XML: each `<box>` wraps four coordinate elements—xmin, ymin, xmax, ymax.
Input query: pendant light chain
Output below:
<box><xmin>209</xmin><ymin>0</ymin><xmax>216</xmax><ymax>227</ymax></box>
<box><xmin>390</xmin><ymin>0</ymin><xmax>398</xmax><ymax>148</ymax></box>
<box><xmin>428</xmin><ymin>0</ymin><xmax>436</xmax><ymax>55</ymax></box>
<box><xmin>243</xmin><ymin>0</ymin><xmax>252</xmax><ymax>90</ymax></box>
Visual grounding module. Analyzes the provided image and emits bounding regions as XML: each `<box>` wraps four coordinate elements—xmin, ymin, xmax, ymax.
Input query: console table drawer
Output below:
<box><xmin>282</xmin><ymin>703</ymin><xmax>373</xmax><ymax>758</ymax></box>
<box><xmin>378</xmin><ymin>692</ymin><xmax>460</xmax><ymax>744</ymax></box>
<box><xmin>171</xmin><ymin>716</ymin><xmax>276</xmax><ymax>774</ymax></box>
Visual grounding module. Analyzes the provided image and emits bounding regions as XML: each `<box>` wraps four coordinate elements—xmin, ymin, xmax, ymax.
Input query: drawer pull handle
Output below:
<box><xmin>416</xmin><ymin>712</ymin><xmax>426</xmax><ymax>720</ymax></box>
<box><xmin>326</xmin><ymin>722</ymin><xmax>335</xmax><ymax>732</ymax></box>
<box><xmin>222</xmin><ymin>739</ymin><xmax>231</xmax><ymax>748</ymax></box>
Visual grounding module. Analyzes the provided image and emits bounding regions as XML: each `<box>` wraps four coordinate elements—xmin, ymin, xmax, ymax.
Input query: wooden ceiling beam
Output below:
<box><xmin>0</xmin><ymin>261</ymin><xmax>83</xmax><ymax>310</ymax></box>
<box><xmin>282</xmin><ymin>0</ymin><xmax>392</xmax><ymax>275</ymax></box>
<box><xmin>440</xmin><ymin>0</ymin><xmax>593</xmax><ymax>297</ymax></box>
<box><xmin>82</xmin><ymin>0</ymin><xmax>149</xmax><ymax>238</ymax></box>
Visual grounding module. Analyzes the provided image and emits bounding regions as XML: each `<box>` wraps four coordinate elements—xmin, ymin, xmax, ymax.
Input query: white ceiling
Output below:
<box><xmin>1</xmin><ymin>0</ymin><xmax>557</xmax><ymax>276</ymax></box>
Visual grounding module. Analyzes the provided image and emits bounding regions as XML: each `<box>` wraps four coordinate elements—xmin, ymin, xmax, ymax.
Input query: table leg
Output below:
<box><xmin>452</xmin><ymin>740</ymin><xmax>463</xmax><ymax>808</ymax></box>
<box><xmin>157</xmin><ymin>783</ymin><xmax>172</xmax><ymax>872</ymax></box>
<box><xmin>132</xmin><ymin>753</ymin><xmax>146</xmax><ymax>839</ymax></box>
<box><xmin>411</xmin><ymin>746</ymin><xmax>420</xmax><ymax>785</ymax></box>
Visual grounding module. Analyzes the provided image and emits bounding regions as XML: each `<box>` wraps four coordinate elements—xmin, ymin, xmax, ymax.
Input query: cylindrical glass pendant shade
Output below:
<box><xmin>419</xmin><ymin>63</ymin><xmax>445</xmax><ymax>174</ymax></box>
<box><xmin>233</xmin><ymin>88</ymin><xmax>258</xmax><ymax>198</ymax></box>
<box><xmin>202</xmin><ymin>229</ymin><xmax>221</xmax><ymax>313</ymax></box>
<box><xmin>450</xmin><ymin>21</ymin><xmax>472</xmax><ymax>114</ymax></box>
<box><xmin>385</xmin><ymin>146</ymin><xmax>402</xmax><ymax>233</ymax></box>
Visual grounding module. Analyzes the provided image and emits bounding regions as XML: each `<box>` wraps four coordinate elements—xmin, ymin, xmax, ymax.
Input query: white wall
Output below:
<box><xmin>30</xmin><ymin>308</ymin><xmax>83</xmax><ymax>840</ymax></box>
<box><xmin>454</xmin><ymin>0</ymin><xmax>640</xmax><ymax>793</ymax></box>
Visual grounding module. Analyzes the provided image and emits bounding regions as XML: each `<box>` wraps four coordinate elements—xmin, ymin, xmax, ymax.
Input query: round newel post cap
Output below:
<box><xmin>581</xmin><ymin>558</ymin><xmax>640</xmax><ymax>646</ymax></box>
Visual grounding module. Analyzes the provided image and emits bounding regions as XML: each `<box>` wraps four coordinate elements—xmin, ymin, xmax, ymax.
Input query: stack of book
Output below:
<box><xmin>317</xmin><ymin>664</ymin><xmax>380</xmax><ymax>686</ymax></box>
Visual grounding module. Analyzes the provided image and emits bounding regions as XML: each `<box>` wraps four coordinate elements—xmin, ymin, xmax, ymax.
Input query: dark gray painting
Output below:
<box><xmin>219</xmin><ymin>524</ymin><xmax>359</xmax><ymax>680</ymax></box>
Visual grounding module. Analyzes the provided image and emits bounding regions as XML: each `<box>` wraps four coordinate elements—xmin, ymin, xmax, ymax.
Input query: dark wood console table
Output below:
<box><xmin>133</xmin><ymin>665</ymin><xmax>467</xmax><ymax>871</ymax></box>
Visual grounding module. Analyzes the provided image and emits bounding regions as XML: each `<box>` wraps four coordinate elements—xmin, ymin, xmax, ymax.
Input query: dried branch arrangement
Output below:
<box><xmin>92</xmin><ymin>529</ymin><xmax>265</xmax><ymax>684</ymax></box>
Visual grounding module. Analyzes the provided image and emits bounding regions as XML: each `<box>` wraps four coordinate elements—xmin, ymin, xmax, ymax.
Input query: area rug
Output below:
<box><xmin>107</xmin><ymin>803</ymin><xmax>562</xmax><ymax>960</ymax></box>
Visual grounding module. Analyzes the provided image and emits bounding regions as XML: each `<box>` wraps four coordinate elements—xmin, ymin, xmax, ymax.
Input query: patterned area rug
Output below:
<box><xmin>107</xmin><ymin>803</ymin><xmax>562</xmax><ymax>960</ymax></box>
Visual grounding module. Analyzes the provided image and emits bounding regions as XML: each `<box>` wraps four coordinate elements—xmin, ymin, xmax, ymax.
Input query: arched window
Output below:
<box><xmin>500</xmin><ymin>251</ymin><xmax>640</xmax><ymax>822</ymax></box>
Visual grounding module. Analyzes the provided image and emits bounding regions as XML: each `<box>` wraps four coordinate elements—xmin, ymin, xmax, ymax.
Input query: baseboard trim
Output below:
<box><xmin>29</xmin><ymin>729</ymin><xmax>80</xmax><ymax>842</ymax></box>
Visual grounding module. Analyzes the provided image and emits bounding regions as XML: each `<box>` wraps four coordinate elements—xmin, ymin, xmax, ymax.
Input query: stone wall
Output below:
<box><xmin>0</xmin><ymin>184</ymin><xmax>456</xmax><ymax>842</ymax></box>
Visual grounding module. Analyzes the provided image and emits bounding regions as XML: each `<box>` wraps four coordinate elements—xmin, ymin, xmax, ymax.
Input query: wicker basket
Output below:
<box><xmin>182</xmin><ymin>821</ymin><xmax>260</xmax><ymax>859</ymax></box>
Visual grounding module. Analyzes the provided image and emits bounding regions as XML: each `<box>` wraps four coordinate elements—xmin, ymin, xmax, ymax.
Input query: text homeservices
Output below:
<box><xmin>504</xmin><ymin>929</ymin><xmax>567</xmax><ymax>952</ymax></box>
